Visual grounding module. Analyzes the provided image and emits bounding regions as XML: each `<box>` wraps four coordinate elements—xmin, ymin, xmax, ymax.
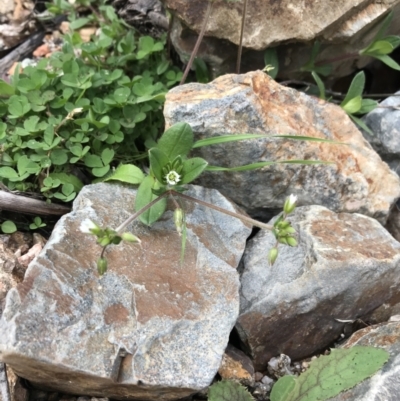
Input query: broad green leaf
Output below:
<box><xmin>1</xmin><ymin>220</ymin><xmax>17</xmax><ymax>234</ymax></box>
<box><xmin>114</xmin><ymin>87</ymin><xmax>130</xmax><ymax>104</ymax></box>
<box><xmin>270</xmin><ymin>346</ymin><xmax>389</xmax><ymax>401</ymax></box>
<box><xmin>363</xmin><ymin>40</ymin><xmax>393</xmax><ymax>55</ymax></box>
<box><xmin>103</xmin><ymin>164</ymin><xmax>144</xmax><ymax>184</ymax></box>
<box><xmin>49</xmin><ymin>173</ymin><xmax>84</xmax><ymax>192</ymax></box>
<box><xmin>69</xmin><ymin>17</ymin><xmax>90</xmax><ymax>30</ymax></box>
<box><xmin>157</xmin><ymin>59</ymin><xmax>170</xmax><ymax>75</ymax></box>
<box><xmin>372</xmin><ymin>54</ymin><xmax>400</xmax><ymax>70</ymax></box>
<box><xmin>341</xmin><ymin>96</ymin><xmax>362</xmax><ymax>114</ymax></box>
<box><xmin>208</xmin><ymin>380</ymin><xmax>254</xmax><ymax>401</ymax></box>
<box><xmin>311</xmin><ymin>71</ymin><xmax>326</xmax><ymax>100</ymax></box>
<box><xmin>157</xmin><ymin>122</ymin><xmax>194</xmax><ymax>159</ymax></box>
<box><xmin>84</xmin><ymin>154</ymin><xmax>103</xmax><ymax>168</ymax></box>
<box><xmin>0</xmin><ymin>167</ymin><xmax>18</xmax><ymax>179</ymax></box>
<box><xmin>8</xmin><ymin>96</ymin><xmax>31</xmax><ymax>117</ymax></box>
<box><xmin>149</xmin><ymin>147</ymin><xmax>170</xmax><ymax>183</ymax></box>
<box><xmin>270</xmin><ymin>375</ymin><xmax>296</xmax><ymax>401</ymax></box>
<box><xmin>0</xmin><ymin>79</ymin><xmax>15</xmax><ymax>96</ymax></box>
<box><xmin>101</xmin><ymin>148</ymin><xmax>114</xmax><ymax>165</ymax></box>
<box><xmin>92</xmin><ymin>165</ymin><xmax>110</xmax><ymax>177</ymax></box>
<box><xmin>135</xmin><ymin>175</ymin><xmax>167</xmax><ymax>225</ymax></box>
<box><xmin>193</xmin><ymin>57</ymin><xmax>210</xmax><ymax>83</ymax></box>
<box><xmin>342</xmin><ymin>71</ymin><xmax>365</xmax><ymax>105</ymax></box>
<box><xmin>180</xmin><ymin>157</ymin><xmax>208</xmax><ymax>184</ymax></box>
<box><xmin>50</xmin><ymin>149</ymin><xmax>69</xmax><ymax>165</ymax></box>
<box><xmin>193</xmin><ymin>134</ymin><xmax>268</xmax><ymax>148</ymax></box>
<box><xmin>359</xmin><ymin>98</ymin><xmax>378</xmax><ymax>114</ymax></box>
<box><xmin>264</xmin><ymin>48</ymin><xmax>279</xmax><ymax>79</ymax></box>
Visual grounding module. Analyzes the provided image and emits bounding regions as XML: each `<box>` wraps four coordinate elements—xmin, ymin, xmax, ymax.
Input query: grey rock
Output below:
<box><xmin>0</xmin><ymin>183</ymin><xmax>251</xmax><ymax>400</ymax></box>
<box><xmin>164</xmin><ymin>71</ymin><xmax>400</xmax><ymax>224</ymax></box>
<box><xmin>236</xmin><ymin>205</ymin><xmax>400</xmax><ymax>370</ymax></box>
<box><xmin>328</xmin><ymin>321</ymin><xmax>400</xmax><ymax>401</ymax></box>
<box><xmin>362</xmin><ymin>90</ymin><xmax>400</xmax><ymax>161</ymax></box>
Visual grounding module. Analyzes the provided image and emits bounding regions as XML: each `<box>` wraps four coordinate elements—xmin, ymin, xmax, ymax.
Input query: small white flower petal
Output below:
<box><xmin>80</xmin><ymin>219</ymin><xmax>97</xmax><ymax>234</ymax></box>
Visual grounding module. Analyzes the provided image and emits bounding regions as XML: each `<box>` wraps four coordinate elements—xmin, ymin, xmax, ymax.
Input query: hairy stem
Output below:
<box><xmin>180</xmin><ymin>0</ymin><xmax>213</xmax><ymax>85</ymax></box>
<box><xmin>236</xmin><ymin>0</ymin><xmax>248</xmax><ymax>74</ymax></box>
<box><xmin>171</xmin><ymin>190</ymin><xmax>273</xmax><ymax>231</ymax></box>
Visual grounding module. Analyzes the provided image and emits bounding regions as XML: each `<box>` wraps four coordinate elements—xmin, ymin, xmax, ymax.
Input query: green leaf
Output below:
<box><xmin>349</xmin><ymin>114</ymin><xmax>375</xmax><ymax>136</ymax></box>
<box><xmin>157</xmin><ymin>122</ymin><xmax>194</xmax><ymax>159</ymax></box>
<box><xmin>193</xmin><ymin>58</ymin><xmax>210</xmax><ymax>83</ymax></box>
<box><xmin>103</xmin><ymin>164</ymin><xmax>144</xmax><ymax>184</ymax></box>
<box><xmin>149</xmin><ymin>147</ymin><xmax>170</xmax><ymax>183</ymax></box>
<box><xmin>270</xmin><ymin>376</ymin><xmax>296</xmax><ymax>401</ymax></box>
<box><xmin>180</xmin><ymin>157</ymin><xmax>208</xmax><ymax>184</ymax></box>
<box><xmin>359</xmin><ymin>98</ymin><xmax>378</xmax><ymax>114</ymax></box>
<box><xmin>264</xmin><ymin>48</ymin><xmax>279</xmax><ymax>79</ymax></box>
<box><xmin>311</xmin><ymin>71</ymin><xmax>326</xmax><ymax>100</ymax></box>
<box><xmin>374</xmin><ymin>11</ymin><xmax>393</xmax><ymax>42</ymax></box>
<box><xmin>206</xmin><ymin>159</ymin><xmax>332</xmax><ymax>172</ymax></box>
<box><xmin>135</xmin><ymin>175</ymin><xmax>167</xmax><ymax>226</ymax></box>
<box><xmin>49</xmin><ymin>173</ymin><xmax>84</xmax><ymax>192</ymax></box>
<box><xmin>0</xmin><ymin>167</ymin><xmax>19</xmax><ymax>179</ymax></box>
<box><xmin>208</xmin><ymin>380</ymin><xmax>254</xmax><ymax>401</ymax></box>
<box><xmin>0</xmin><ymin>79</ymin><xmax>15</xmax><ymax>96</ymax></box>
<box><xmin>92</xmin><ymin>165</ymin><xmax>110</xmax><ymax>177</ymax></box>
<box><xmin>1</xmin><ymin>220</ymin><xmax>17</xmax><ymax>234</ymax></box>
<box><xmin>69</xmin><ymin>17</ymin><xmax>90</xmax><ymax>30</ymax></box>
<box><xmin>8</xmin><ymin>95</ymin><xmax>31</xmax><ymax>117</ymax></box>
<box><xmin>193</xmin><ymin>133</ymin><xmax>268</xmax><ymax>148</ymax></box>
<box><xmin>341</xmin><ymin>96</ymin><xmax>362</xmax><ymax>114</ymax></box>
<box><xmin>270</xmin><ymin>346</ymin><xmax>389</xmax><ymax>401</ymax></box>
<box><xmin>101</xmin><ymin>148</ymin><xmax>115</xmax><ymax>165</ymax></box>
<box><xmin>372</xmin><ymin>54</ymin><xmax>400</xmax><ymax>71</ymax></box>
<box><xmin>342</xmin><ymin>71</ymin><xmax>365</xmax><ymax>104</ymax></box>
<box><xmin>363</xmin><ymin>40</ymin><xmax>393</xmax><ymax>55</ymax></box>
<box><xmin>84</xmin><ymin>154</ymin><xmax>103</xmax><ymax>168</ymax></box>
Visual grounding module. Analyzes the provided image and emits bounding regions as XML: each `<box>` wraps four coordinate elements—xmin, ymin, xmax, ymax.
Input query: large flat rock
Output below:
<box><xmin>0</xmin><ymin>183</ymin><xmax>252</xmax><ymax>400</ymax></box>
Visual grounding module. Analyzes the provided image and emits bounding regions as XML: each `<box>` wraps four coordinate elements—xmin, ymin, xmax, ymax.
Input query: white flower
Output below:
<box><xmin>80</xmin><ymin>219</ymin><xmax>98</xmax><ymax>234</ymax></box>
<box><xmin>288</xmin><ymin>194</ymin><xmax>297</xmax><ymax>205</ymax></box>
<box><xmin>283</xmin><ymin>194</ymin><xmax>298</xmax><ymax>215</ymax></box>
<box><xmin>165</xmin><ymin>170</ymin><xmax>181</xmax><ymax>186</ymax></box>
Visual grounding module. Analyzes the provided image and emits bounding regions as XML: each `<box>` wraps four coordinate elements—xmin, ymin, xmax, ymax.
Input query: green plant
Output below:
<box><xmin>270</xmin><ymin>346</ymin><xmax>389</xmax><ymax>401</ymax></box>
<box><xmin>29</xmin><ymin>217</ymin><xmax>46</xmax><ymax>230</ymax></box>
<box><xmin>1</xmin><ymin>220</ymin><xmax>17</xmax><ymax>234</ymax></box>
<box><xmin>208</xmin><ymin>380</ymin><xmax>254</xmax><ymax>401</ymax></box>
<box><xmin>0</xmin><ymin>0</ymin><xmax>181</xmax><ymax>204</ymax></box>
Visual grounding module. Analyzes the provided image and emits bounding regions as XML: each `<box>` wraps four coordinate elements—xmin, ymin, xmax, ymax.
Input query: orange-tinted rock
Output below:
<box><xmin>164</xmin><ymin>71</ymin><xmax>400</xmax><ymax>224</ymax></box>
<box><xmin>0</xmin><ymin>183</ymin><xmax>251</xmax><ymax>400</ymax></box>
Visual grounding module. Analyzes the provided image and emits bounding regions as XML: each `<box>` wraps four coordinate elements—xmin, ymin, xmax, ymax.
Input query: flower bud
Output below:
<box><xmin>283</xmin><ymin>194</ymin><xmax>297</xmax><ymax>215</ymax></box>
<box><xmin>268</xmin><ymin>247</ymin><xmax>279</xmax><ymax>266</ymax></box>
<box><xmin>97</xmin><ymin>257</ymin><xmax>108</xmax><ymax>275</ymax></box>
<box><xmin>286</xmin><ymin>237</ymin><xmax>298</xmax><ymax>247</ymax></box>
<box><xmin>121</xmin><ymin>232</ymin><xmax>141</xmax><ymax>243</ymax></box>
<box><xmin>174</xmin><ymin>208</ymin><xmax>184</xmax><ymax>236</ymax></box>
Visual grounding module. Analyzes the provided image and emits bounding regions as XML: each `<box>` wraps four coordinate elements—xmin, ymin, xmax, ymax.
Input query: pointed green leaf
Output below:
<box><xmin>374</xmin><ymin>11</ymin><xmax>393</xmax><ymax>41</ymax></box>
<box><xmin>349</xmin><ymin>114</ymin><xmax>375</xmax><ymax>136</ymax></box>
<box><xmin>193</xmin><ymin>134</ymin><xmax>268</xmax><ymax>148</ymax></box>
<box><xmin>157</xmin><ymin>122</ymin><xmax>194</xmax><ymax>159</ymax></box>
<box><xmin>149</xmin><ymin>147</ymin><xmax>170</xmax><ymax>183</ymax></box>
<box><xmin>103</xmin><ymin>164</ymin><xmax>145</xmax><ymax>184</ymax></box>
<box><xmin>359</xmin><ymin>98</ymin><xmax>378</xmax><ymax>114</ymax></box>
<box><xmin>372</xmin><ymin>54</ymin><xmax>400</xmax><ymax>70</ymax></box>
<box><xmin>0</xmin><ymin>167</ymin><xmax>18</xmax><ymax>179</ymax></box>
<box><xmin>311</xmin><ymin>71</ymin><xmax>326</xmax><ymax>100</ymax></box>
<box><xmin>342</xmin><ymin>71</ymin><xmax>365</xmax><ymax>105</ymax></box>
<box><xmin>180</xmin><ymin>157</ymin><xmax>208</xmax><ymax>184</ymax></box>
<box><xmin>341</xmin><ymin>96</ymin><xmax>362</xmax><ymax>114</ymax></box>
<box><xmin>135</xmin><ymin>175</ymin><xmax>167</xmax><ymax>225</ymax></box>
<box><xmin>364</xmin><ymin>40</ymin><xmax>393</xmax><ymax>55</ymax></box>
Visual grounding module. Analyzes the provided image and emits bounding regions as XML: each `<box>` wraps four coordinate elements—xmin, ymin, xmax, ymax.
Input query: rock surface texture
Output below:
<box><xmin>328</xmin><ymin>322</ymin><xmax>400</xmax><ymax>401</ymax></box>
<box><xmin>236</xmin><ymin>205</ymin><xmax>400</xmax><ymax>371</ymax></box>
<box><xmin>163</xmin><ymin>0</ymin><xmax>400</xmax><ymax>77</ymax></box>
<box><xmin>164</xmin><ymin>70</ymin><xmax>400</xmax><ymax>223</ymax></box>
<box><xmin>0</xmin><ymin>183</ymin><xmax>251</xmax><ymax>400</ymax></box>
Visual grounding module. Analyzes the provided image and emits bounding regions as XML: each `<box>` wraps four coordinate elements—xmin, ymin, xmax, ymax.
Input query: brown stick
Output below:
<box><xmin>236</xmin><ymin>0</ymin><xmax>248</xmax><ymax>74</ymax></box>
<box><xmin>0</xmin><ymin>191</ymin><xmax>70</xmax><ymax>216</ymax></box>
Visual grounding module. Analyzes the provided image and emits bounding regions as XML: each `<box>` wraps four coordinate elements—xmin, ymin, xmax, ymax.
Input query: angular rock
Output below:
<box><xmin>0</xmin><ymin>183</ymin><xmax>252</xmax><ymax>400</ymax></box>
<box><xmin>362</xmin><ymin>90</ymin><xmax>400</xmax><ymax>163</ymax></box>
<box><xmin>164</xmin><ymin>71</ymin><xmax>400</xmax><ymax>223</ymax></box>
<box><xmin>218</xmin><ymin>344</ymin><xmax>254</xmax><ymax>386</ymax></box>
<box><xmin>164</xmin><ymin>0</ymin><xmax>400</xmax><ymax>78</ymax></box>
<box><xmin>235</xmin><ymin>205</ymin><xmax>400</xmax><ymax>370</ymax></box>
<box><xmin>328</xmin><ymin>322</ymin><xmax>400</xmax><ymax>401</ymax></box>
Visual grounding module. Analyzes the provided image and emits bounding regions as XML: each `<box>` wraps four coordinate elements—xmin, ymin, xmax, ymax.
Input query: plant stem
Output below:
<box><xmin>171</xmin><ymin>190</ymin><xmax>273</xmax><ymax>231</ymax></box>
<box><xmin>236</xmin><ymin>0</ymin><xmax>248</xmax><ymax>74</ymax></box>
<box><xmin>115</xmin><ymin>190</ymin><xmax>171</xmax><ymax>233</ymax></box>
<box><xmin>179</xmin><ymin>0</ymin><xmax>213</xmax><ymax>85</ymax></box>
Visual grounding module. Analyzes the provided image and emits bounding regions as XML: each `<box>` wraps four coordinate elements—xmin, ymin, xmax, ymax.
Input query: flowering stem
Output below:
<box><xmin>170</xmin><ymin>190</ymin><xmax>274</xmax><ymax>231</ymax></box>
